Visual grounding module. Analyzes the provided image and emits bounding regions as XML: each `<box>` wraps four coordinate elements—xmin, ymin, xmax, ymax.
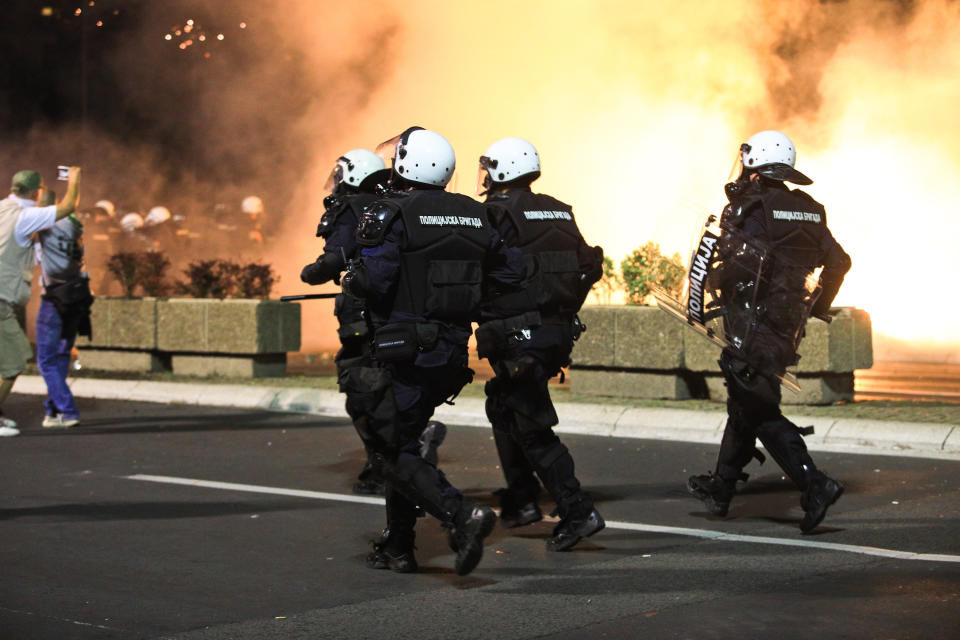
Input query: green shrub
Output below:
<box><xmin>106</xmin><ymin>252</ymin><xmax>140</xmax><ymax>298</ymax></box>
<box><xmin>138</xmin><ymin>251</ymin><xmax>172</xmax><ymax>297</ymax></box>
<box><xmin>620</xmin><ymin>242</ymin><xmax>686</xmax><ymax>305</ymax></box>
<box><xmin>175</xmin><ymin>259</ymin><xmax>277</xmax><ymax>299</ymax></box>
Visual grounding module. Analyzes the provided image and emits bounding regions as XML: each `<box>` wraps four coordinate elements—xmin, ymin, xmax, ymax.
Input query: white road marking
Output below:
<box><xmin>124</xmin><ymin>474</ymin><xmax>960</xmax><ymax>564</ymax></box>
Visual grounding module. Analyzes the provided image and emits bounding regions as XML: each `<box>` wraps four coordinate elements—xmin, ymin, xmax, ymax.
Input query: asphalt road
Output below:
<box><xmin>1</xmin><ymin>393</ymin><xmax>958</xmax><ymax>640</ymax></box>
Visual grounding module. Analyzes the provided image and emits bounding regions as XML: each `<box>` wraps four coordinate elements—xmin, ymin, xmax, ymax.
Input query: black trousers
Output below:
<box><xmin>485</xmin><ymin>322</ymin><xmax>593</xmax><ymax>519</ymax></box>
<box><xmin>715</xmin><ymin>349</ymin><xmax>816</xmax><ymax>490</ymax></box>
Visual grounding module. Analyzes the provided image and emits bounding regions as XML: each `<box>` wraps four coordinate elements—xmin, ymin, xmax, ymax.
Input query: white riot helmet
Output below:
<box><xmin>375</xmin><ymin>126</ymin><xmax>455</xmax><ymax>188</ymax></box>
<box><xmin>477</xmin><ymin>137</ymin><xmax>540</xmax><ymax>195</ymax></box>
<box><xmin>95</xmin><ymin>199</ymin><xmax>116</xmax><ymax>218</ymax></box>
<box><xmin>324</xmin><ymin>149</ymin><xmax>385</xmax><ymax>192</ymax></box>
<box><xmin>736</xmin><ymin>130</ymin><xmax>811</xmax><ymax>185</ymax></box>
<box><xmin>120</xmin><ymin>212</ymin><xmax>144</xmax><ymax>232</ymax></box>
<box><xmin>145</xmin><ymin>206</ymin><xmax>171</xmax><ymax>227</ymax></box>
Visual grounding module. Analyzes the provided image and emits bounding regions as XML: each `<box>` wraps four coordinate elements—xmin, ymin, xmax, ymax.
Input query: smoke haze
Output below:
<box><xmin>4</xmin><ymin>0</ymin><xmax>958</xmax><ymax>359</ymax></box>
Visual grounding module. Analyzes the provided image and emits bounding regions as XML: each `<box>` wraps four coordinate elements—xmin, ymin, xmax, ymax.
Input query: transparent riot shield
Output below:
<box><xmin>653</xmin><ymin>212</ymin><xmax>822</xmax><ymax>393</ymax></box>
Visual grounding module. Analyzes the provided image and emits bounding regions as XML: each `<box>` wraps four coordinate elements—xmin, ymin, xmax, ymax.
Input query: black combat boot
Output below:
<box><xmin>495</xmin><ymin>488</ymin><xmax>543</xmax><ymax>529</ymax></box>
<box><xmin>418</xmin><ymin>420</ymin><xmax>447</xmax><ymax>466</ymax></box>
<box><xmin>366</xmin><ymin>529</ymin><xmax>417</xmax><ymax>573</ymax></box>
<box><xmin>546</xmin><ymin>506</ymin><xmax>605</xmax><ymax>552</ymax></box>
<box><xmin>353</xmin><ymin>461</ymin><xmax>385</xmax><ymax>495</ymax></box>
<box><xmin>447</xmin><ymin>501</ymin><xmax>496</xmax><ymax>576</ymax></box>
<box><xmin>687</xmin><ymin>472</ymin><xmax>736</xmax><ymax>517</ymax></box>
<box><xmin>800</xmin><ymin>470</ymin><xmax>844</xmax><ymax>533</ymax></box>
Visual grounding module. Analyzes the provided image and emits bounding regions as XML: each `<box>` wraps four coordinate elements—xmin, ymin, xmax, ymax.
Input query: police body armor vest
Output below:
<box><xmin>392</xmin><ymin>190</ymin><xmax>492</xmax><ymax>322</ymax></box>
<box><xmin>323</xmin><ymin>194</ymin><xmax>375</xmax><ymax>336</ymax></box>
<box><xmin>756</xmin><ymin>186</ymin><xmax>829</xmax><ymax>342</ymax></box>
<box><xmin>490</xmin><ymin>190</ymin><xmax>583</xmax><ymax>317</ymax></box>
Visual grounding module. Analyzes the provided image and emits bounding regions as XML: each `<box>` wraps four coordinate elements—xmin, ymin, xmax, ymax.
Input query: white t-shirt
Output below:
<box><xmin>10</xmin><ymin>195</ymin><xmax>57</xmax><ymax>247</ymax></box>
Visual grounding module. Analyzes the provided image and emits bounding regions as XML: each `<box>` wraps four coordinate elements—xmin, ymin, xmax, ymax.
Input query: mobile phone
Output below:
<box><xmin>57</xmin><ymin>165</ymin><xmax>70</xmax><ymax>181</ymax></box>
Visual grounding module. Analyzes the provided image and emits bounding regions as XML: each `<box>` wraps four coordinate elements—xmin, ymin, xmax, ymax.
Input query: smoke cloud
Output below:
<box><xmin>4</xmin><ymin>0</ymin><xmax>958</xmax><ymax>360</ymax></box>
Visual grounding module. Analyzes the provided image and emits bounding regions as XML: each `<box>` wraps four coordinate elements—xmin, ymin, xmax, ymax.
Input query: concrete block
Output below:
<box><xmin>571</xmin><ymin>306</ymin><xmax>616</xmax><ymax>367</ymax></box>
<box><xmin>787</xmin><ymin>374</ymin><xmax>855</xmax><ymax>405</ymax></box>
<box><xmin>797</xmin><ymin>307</ymin><xmax>872</xmax><ymax>373</ymax></box>
<box><xmin>571</xmin><ymin>368</ymin><xmax>693</xmax><ymax>400</ymax></box>
<box><xmin>614</xmin><ymin>306</ymin><xmax>684</xmax><ymax>369</ymax></box>
<box><xmin>156</xmin><ymin>299</ymin><xmax>207</xmax><ymax>352</ymax></box>
<box><xmin>171</xmin><ymin>353</ymin><xmax>287</xmax><ymax>378</ymax></box>
<box><xmin>829</xmin><ymin>307</ymin><xmax>873</xmax><ymax>371</ymax></box>
<box><xmin>77</xmin><ymin>347</ymin><xmax>168</xmax><ymax>372</ymax></box>
<box><xmin>158</xmin><ymin>299</ymin><xmax>301</xmax><ymax>354</ymax></box>
<box><xmin>682</xmin><ymin>323</ymin><xmax>724</xmax><ymax>372</ymax></box>
<box><xmin>77</xmin><ymin>297</ymin><xmax>158</xmax><ymax>349</ymax></box>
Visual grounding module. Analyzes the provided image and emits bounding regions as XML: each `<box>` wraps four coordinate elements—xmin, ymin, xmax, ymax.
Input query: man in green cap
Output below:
<box><xmin>0</xmin><ymin>166</ymin><xmax>82</xmax><ymax>436</ymax></box>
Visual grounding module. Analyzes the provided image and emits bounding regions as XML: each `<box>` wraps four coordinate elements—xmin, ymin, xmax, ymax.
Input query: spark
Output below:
<box><xmin>217</xmin><ymin>33</ymin><xmax>224</xmax><ymax>40</ymax></box>
<box><xmin>184</xmin><ymin>24</ymin><xmax>193</xmax><ymax>33</ymax></box>
<box><xmin>186</xmin><ymin>19</ymin><xmax>194</xmax><ymax>26</ymax></box>
<box><xmin>164</xmin><ymin>34</ymin><xmax>172</xmax><ymax>40</ymax></box>
<box><xmin>74</xmin><ymin>8</ymin><xmax>82</xmax><ymax>16</ymax></box>
<box><xmin>96</xmin><ymin>20</ymin><xmax>102</xmax><ymax>27</ymax></box>
<box><xmin>239</xmin><ymin>22</ymin><xmax>247</xmax><ymax>29</ymax></box>
<box><xmin>198</xmin><ymin>34</ymin><xmax>206</xmax><ymax>41</ymax></box>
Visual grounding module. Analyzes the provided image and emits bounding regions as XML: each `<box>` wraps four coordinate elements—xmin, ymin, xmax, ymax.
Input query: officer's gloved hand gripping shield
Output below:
<box><xmin>652</xmin><ymin>212</ymin><xmax>822</xmax><ymax>393</ymax></box>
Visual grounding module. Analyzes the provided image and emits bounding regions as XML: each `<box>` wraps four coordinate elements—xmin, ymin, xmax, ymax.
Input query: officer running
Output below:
<box><xmin>340</xmin><ymin>127</ymin><xmax>527</xmax><ymax>575</ymax></box>
<box><xmin>300</xmin><ymin>150</ymin><xmax>449</xmax><ymax>495</ymax></box>
<box><xmin>687</xmin><ymin>130</ymin><xmax>851</xmax><ymax>533</ymax></box>
<box><xmin>301</xmin><ymin>149</ymin><xmax>392</xmax><ymax>495</ymax></box>
<box><xmin>475</xmin><ymin>137</ymin><xmax>606</xmax><ymax>550</ymax></box>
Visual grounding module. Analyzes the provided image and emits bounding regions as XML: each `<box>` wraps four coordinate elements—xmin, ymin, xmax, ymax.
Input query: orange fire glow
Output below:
<box><xmin>255</xmin><ymin>0</ymin><xmax>960</xmax><ymax>354</ymax></box>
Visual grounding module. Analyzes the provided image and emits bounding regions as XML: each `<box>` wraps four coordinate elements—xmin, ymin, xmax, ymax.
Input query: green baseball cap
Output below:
<box><xmin>11</xmin><ymin>170</ymin><xmax>43</xmax><ymax>194</ymax></box>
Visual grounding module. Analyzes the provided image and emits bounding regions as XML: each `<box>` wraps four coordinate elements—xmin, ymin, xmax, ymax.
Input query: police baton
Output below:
<box><xmin>279</xmin><ymin>293</ymin><xmax>339</xmax><ymax>302</ymax></box>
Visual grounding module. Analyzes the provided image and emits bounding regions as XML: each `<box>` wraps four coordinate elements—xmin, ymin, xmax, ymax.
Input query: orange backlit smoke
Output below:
<box><xmin>258</xmin><ymin>0</ymin><xmax>960</xmax><ymax>353</ymax></box>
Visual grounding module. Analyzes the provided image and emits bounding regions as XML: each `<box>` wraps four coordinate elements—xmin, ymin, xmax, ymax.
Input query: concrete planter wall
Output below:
<box><xmin>570</xmin><ymin>305</ymin><xmax>872</xmax><ymax>405</ymax></box>
<box><xmin>77</xmin><ymin>297</ymin><xmax>301</xmax><ymax>377</ymax></box>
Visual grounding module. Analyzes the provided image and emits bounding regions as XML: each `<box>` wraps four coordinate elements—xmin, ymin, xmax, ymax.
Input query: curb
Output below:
<box><xmin>12</xmin><ymin>375</ymin><xmax>960</xmax><ymax>460</ymax></box>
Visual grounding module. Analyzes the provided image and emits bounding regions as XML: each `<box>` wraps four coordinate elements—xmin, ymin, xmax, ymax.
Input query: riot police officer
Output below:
<box><xmin>474</xmin><ymin>137</ymin><xmax>606</xmax><ymax>551</ymax></box>
<box><xmin>687</xmin><ymin>130</ymin><xmax>851</xmax><ymax>533</ymax></box>
<box><xmin>340</xmin><ymin>127</ymin><xmax>527</xmax><ymax>575</ymax></box>
<box><xmin>300</xmin><ymin>149</ymin><xmax>394</xmax><ymax>494</ymax></box>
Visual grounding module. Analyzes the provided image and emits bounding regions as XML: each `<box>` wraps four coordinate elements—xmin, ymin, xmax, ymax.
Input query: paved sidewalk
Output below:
<box><xmin>12</xmin><ymin>375</ymin><xmax>960</xmax><ymax>459</ymax></box>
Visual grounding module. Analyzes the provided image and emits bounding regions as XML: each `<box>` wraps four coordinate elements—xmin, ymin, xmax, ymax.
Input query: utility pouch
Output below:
<box><xmin>373</xmin><ymin>323</ymin><xmax>420</xmax><ymax>362</ymax></box>
<box><xmin>475</xmin><ymin>311</ymin><xmax>541</xmax><ymax>359</ymax></box>
<box><xmin>337</xmin><ymin>320</ymin><xmax>369</xmax><ymax>341</ymax></box>
<box><xmin>415</xmin><ymin>322</ymin><xmax>440</xmax><ymax>352</ymax></box>
<box><xmin>475</xmin><ymin>321</ymin><xmax>505</xmax><ymax>360</ymax></box>
<box><xmin>425</xmin><ymin>260</ymin><xmax>482</xmax><ymax>320</ymax></box>
<box><xmin>536</xmin><ymin>250</ymin><xmax>580</xmax><ymax>310</ymax></box>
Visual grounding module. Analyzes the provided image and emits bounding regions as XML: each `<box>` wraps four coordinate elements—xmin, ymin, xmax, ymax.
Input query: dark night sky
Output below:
<box><xmin>0</xmin><ymin>1</ymin><xmax>318</xmax><ymax>210</ymax></box>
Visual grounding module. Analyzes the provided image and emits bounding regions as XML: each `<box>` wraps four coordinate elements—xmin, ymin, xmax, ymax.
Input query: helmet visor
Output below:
<box><xmin>375</xmin><ymin>133</ymin><xmax>404</xmax><ymax>170</ymax></box>
<box><xmin>323</xmin><ymin>159</ymin><xmax>346</xmax><ymax>192</ymax></box>
<box><xmin>475</xmin><ymin>155</ymin><xmax>497</xmax><ymax>196</ymax></box>
<box><xmin>727</xmin><ymin>143</ymin><xmax>750</xmax><ymax>183</ymax></box>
